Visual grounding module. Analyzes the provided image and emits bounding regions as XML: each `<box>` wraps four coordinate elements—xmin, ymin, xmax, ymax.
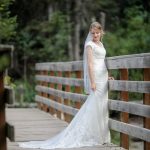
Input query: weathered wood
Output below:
<box><xmin>36</xmin><ymin>77</ymin><xmax>150</xmax><ymax>94</ymax></box>
<box><xmin>35</xmin><ymin>75</ymin><xmax>83</xmax><ymax>87</ymax></box>
<box><xmin>49</xmin><ymin>71</ymin><xmax>55</xmax><ymax>115</ymax></box>
<box><xmin>56</xmin><ymin>71</ymin><xmax>63</xmax><ymax>119</ymax></box>
<box><xmin>64</xmin><ymin>71</ymin><xmax>72</xmax><ymax>122</ymax></box>
<box><xmin>34</xmin><ymin>53</ymin><xmax>150</xmax><ymax>149</ymax></box>
<box><xmin>35</xmin><ymin>53</ymin><xmax>150</xmax><ymax>72</ymax></box>
<box><xmin>37</xmin><ymin>71</ymin><xmax>44</xmax><ymax>110</ymax></box>
<box><xmin>6</xmin><ymin>122</ymin><xmax>15</xmax><ymax>141</ymax></box>
<box><xmin>106</xmin><ymin>53</ymin><xmax>150</xmax><ymax>69</ymax></box>
<box><xmin>74</xmin><ymin>71</ymin><xmax>82</xmax><ymax>109</ymax></box>
<box><xmin>143</xmin><ymin>68</ymin><xmax>150</xmax><ymax>150</ymax></box>
<box><xmin>43</xmin><ymin>71</ymin><xmax>49</xmax><ymax>112</ymax></box>
<box><xmin>6</xmin><ymin>108</ymin><xmax>125</xmax><ymax>150</ymax></box>
<box><xmin>120</xmin><ymin>69</ymin><xmax>129</xmax><ymax>149</ymax></box>
<box><xmin>36</xmin><ymin>85</ymin><xmax>87</xmax><ymax>103</ymax></box>
<box><xmin>35</xmin><ymin>95</ymin><xmax>78</xmax><ymax>116</ymax></box>
<box><xmin>35</xmin><ymin>61</ymin><xmax>83</xmax><ymax>72</ymax></box>
<box><xmin>0</xmin><ymin>72</ymin><xmax>7</xmax><ymax>150</ymax></box>
<box><xmin>41</xmin><ymin>71</ymin><xmax>49</xmax><ymax>112</ymax></box>
<box><xmin>109</xmin><ymin>119</ymin><xmax>150</xmax><ymax>142</ymax></box>
<box><xmin>4</xmin><ymin>86</ymin><xmax>14</xmax><ymax>104</ymax></box>
<box><xmin>0</xmin><ymin>44</ymin><xmax>14</xmax><ymax>51</ymax></box>
<box><xmin>109</xmin><ymin>99</ymin><xmax>150</xmax><ymax>118</ymax></box>
<box><xmin>109</xmin><ymin>80</ymin><xmax>150</xmax><ymax>93</ymax></box>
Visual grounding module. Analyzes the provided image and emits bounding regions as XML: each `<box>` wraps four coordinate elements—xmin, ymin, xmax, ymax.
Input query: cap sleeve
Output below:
<box><xmin>85</xmin><ymin>41</ymin><xmax>94</xmax><ymax>50</ymax></box>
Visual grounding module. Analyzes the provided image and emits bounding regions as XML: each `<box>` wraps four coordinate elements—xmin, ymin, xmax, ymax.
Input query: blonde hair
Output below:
<box><xmin>90</xmin><ymin>22</ymin><xmax>104</xmax><ymax>41</ymax></box>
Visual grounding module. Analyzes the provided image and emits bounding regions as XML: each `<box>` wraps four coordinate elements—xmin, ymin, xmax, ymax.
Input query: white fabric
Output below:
<box><xmin>83</xmin><ymin>32</ymin><xmax>93</xmax><ymax>94</ymax></box>
<box><xmin>19</xmin><ymin>40</ymin><xmax>111</xmax><ymax>149</ymax></box>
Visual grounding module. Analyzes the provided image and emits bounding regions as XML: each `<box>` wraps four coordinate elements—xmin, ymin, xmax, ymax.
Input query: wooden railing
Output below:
<box><xmin>35</xmin><ymin>53</ymin><xmax>150</xmax><ymax>150</ymax></box>
<box><xmin>0</xmin><ymin>45</ymin><xmax>15</xmax><ymax>150</ymax></box>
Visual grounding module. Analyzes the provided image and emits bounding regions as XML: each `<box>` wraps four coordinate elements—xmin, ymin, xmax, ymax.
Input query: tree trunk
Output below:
<box><xmin>66</xmin><ymin>0</ymin><xmax>74</xmax><ymax>60</ymax></box>
<box><xmin>74</xmin><ymin>0</ymin><xmax>81</xmax><ymax>60</ymax></box>
<box><xmin>48</xmin><ymin>4</ymin><xmax>53</xmax><ymax>21</ymax></box>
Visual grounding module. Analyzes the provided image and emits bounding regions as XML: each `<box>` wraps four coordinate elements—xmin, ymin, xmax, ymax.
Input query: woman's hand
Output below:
<box><xmin>108</xmin><ymin>76</ymin><xmax>114</xmax><ymax>80</ymax></box>
<box><xmin>91</xmin><ymin>83</ymin><xmax>96</xmax><ymax>91</ymax></box>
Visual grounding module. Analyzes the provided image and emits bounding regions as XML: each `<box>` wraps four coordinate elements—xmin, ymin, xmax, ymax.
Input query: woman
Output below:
<box><xmin>19</xmin><ymin>21</ymin><xmax>113</xmax><ymax>149</ymax></box>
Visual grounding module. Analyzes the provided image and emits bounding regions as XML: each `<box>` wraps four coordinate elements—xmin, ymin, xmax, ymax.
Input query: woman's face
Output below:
<box><xmin>90</xmin><ymin>27</ymin><xmax>101</xmax><ymax>42</ymax></box>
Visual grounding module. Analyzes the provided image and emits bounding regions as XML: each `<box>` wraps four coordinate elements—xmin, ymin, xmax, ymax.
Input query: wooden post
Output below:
<box><xmin>43</xmin><ymin>70</ymin><xmax>49</xmax><ymax>112</ymax></box>
<box><xmin>38</xmin><ymin>71</ymin><xmax>44</xmax><ymax>110</ymax></box>
<box><xmin>74</xmin><ymin>71</ymin><xmax>82</xmax><ymax>109</ymax></box>
<box><xmin>37</xmin><ymin>71</ymin><xmax>41</xmax><ymax>109</ymax></box>
<box><xmin>49</xmin><ymin>71</ymin><xmax>55</xmax><ymax>115</ymax></box>
<box><xmin>120</xmin><ymin>69</ymin><xmax>129</xmax><ymax>149</ymax></box>
<box><xmin>0</xmin><ymin>72</ymin><xmax>7</xmax><ymax>150</ymax></box>
<box><xmin>56</xmin><ymin>71</ymin><xmax>62</xmax><ymax>119</ymax></box>
<box><xmin>64</xmin><ymin>71</ymin><xmax>71</xmax><ymax>122</ymax></box>
<box><xmin>143</xmin><ymin>68</ymin><xmax>150</xmax><ymax>150</ymax></box>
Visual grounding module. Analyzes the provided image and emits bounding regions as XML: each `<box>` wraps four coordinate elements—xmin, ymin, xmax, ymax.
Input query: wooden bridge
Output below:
<box><xmin>0</xmin><ymin>48</ymin><xmax>150</xmax><ymax>150</ymax></box>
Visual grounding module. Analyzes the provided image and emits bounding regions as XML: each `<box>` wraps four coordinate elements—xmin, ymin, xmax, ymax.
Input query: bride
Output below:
<box><xmin>19</xmin><ymin>21</ymin><xmax>113</xmax><ymax>149</ymax></box>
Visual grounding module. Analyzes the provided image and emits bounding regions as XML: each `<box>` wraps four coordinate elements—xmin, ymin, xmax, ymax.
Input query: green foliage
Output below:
<box><xmin>4</xmin><ymin>75</ymin><xmax>16</xmax><ymax>88</ymax></box>
<box><xmin>14</xmin><ymin>79</ymin><xmax>36</xmax><ymax>104</ymax></box>
<box><xmin>0</xmin><ymin>55</ymin><xmax>10</xmax><ymax>71</ymax></box>
<box><xmin>104</xmin><ymin>6</ymin><xmax>150</xmax><ymax>57</ymax></box>
<box><xmin>16</xmin><ymin>11</ymin><xmax>69</xmax><ymax>63</ymax></box>
<box><xmin>111</xmin><ymin>130</ymin><xmax>120</xmax><ymax>145</ymax></box>
<box><xmin>0</xmin><ymin>0</ymin><xmax>17</xmax><ymax>40</ymax></box>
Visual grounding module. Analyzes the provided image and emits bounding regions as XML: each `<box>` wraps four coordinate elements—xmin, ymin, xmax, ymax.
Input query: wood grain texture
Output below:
<box><xmin>109</xmin><ymin>99</ymin><xmax>150</xmax><ymax>118</ymax></box>
<box><xmin>6</xmin><ymin>108</ymin><xmax>125</xmax><ymax>150</ymax></box>
<box><xmin>6</xmin><ymin>122</ymin><xmax>15</xmax><ymax>141</ymax></box>
<box><xmin>106</xmin><ymin>53</ymin><xmax>150</xmax><ymax>69</ymax></box>
<box><xmin>109</xmin><ymin>119</ymin><xmax>150</xmax><ymax>142</ymax></box>
<box><xmin>35</xmin><ymin>95</ymin><xmax>78</xmax><ymax>116</ymax></box>
<box><xmin>35</xmin><ymin>75</ymin><xmax>84</xmax><ymax>87</ymax></box>
<box><xmin>36</xmin><ymin>85</ymin><xmax>87</xmax><ymax>103</ymax></box>
<box><xmin>109</xmin><ymin>80</ymin><xmax>150</xmax><ymax>93</ymax></box>
<box><xmin>35</xmin><ymin>53</ymin><xmax>150</xmax><ymax>71</ymax></box>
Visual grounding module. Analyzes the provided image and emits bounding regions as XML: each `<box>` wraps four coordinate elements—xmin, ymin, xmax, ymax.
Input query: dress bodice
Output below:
<box><xmin>86</xmin><ymin>41</ymin><xmax>107</xmax><ymax>70</ymax></box>
<box><xmin>87</xmin><ymin>41</ymin><xmax>106</xmax><ymax>59</ymax></box>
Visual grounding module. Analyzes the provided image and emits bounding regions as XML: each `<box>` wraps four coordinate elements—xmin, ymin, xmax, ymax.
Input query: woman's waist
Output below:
<box><xmin>93</xmin><ymin>63</ymin><xmax>107</xmax><ymax>70</ymax></box>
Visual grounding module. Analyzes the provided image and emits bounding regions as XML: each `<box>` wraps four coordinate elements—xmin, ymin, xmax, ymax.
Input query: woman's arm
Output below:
<box><xmin>86</xmin><ymin>46</ymin><xmax>96</xmax><ymax>91</ymax></box>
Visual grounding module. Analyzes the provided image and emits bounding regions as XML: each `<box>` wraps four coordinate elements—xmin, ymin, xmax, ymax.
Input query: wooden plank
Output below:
<box><xmin>106</xmin><ymin>53</ymin><xmax>150</xmax><ymax>69</ymax></box>
<box><xmin>42</xmin><ymin>71</ymin><xmax>49</xmax><ymax>112</ymax></box>
<box><xmin>120</xmin><ymin>69</ymin><xmax>129</xmax><ymax>149</ymax></box>
<box><xmin>6</xmin><ymin>108</ymin><xmax>125</xmax><ymax>150</ymax></box>
<box><xmin>56</xmin><ymin>71</ymin><xmax>63</xmax><ymax>119</ymax></box>
<box><xmin>35</xmin><ymin>75</ymin><xmax>83</xmax><ymax>87</ymax></box>
<box><xmin>109</xmin><ymin>119</ymin><xmax>150</xmax><ymax>142</ymax></box>
<box><xmin>74</xmin><ymin>71</ymin><xmax>82</xmax><ymax>109</ymax></box>
<box><xmin>64</xmin><ymin>71</ymin><xmax>72</xmax><ymax>122</ymax></box>
<box><xmin>0</xmin><ymin>72</ymin><xmax>7</xmax><ymax>150</ymax></box>
<box><xmin>109</xmin><ymin>99</ymin><xmax>150</xmax><ymax>118</ymax></box>
<box><xmin>49</xmin><ymin>71</ymin><xmax>55</xmax><ymax>115</ymax></box>
<box><xmin>35</xmin><ymin>53</ymin><xmax>150</xmax><ymax>72</ymax></box>
<box><xmin>0</xmin><ymin>44</ymin><xmax>14</xmax><ymax>51</ymax></box>
<box><xmin>35</xmin><ymin>61</ymin><xmax>83</xmax><ymax>71</ymax></box>
<box><xmin>35</xmin><ymin>95</ymin><xmax>78</xmax><ymax>116</ymax></box>
<box><xmin>36</xmin><ymin>85</ymin><xmax>87</xmax><ymax>103</ymax></box>
<box><xmin>109</xmin><ymin>80</ymin><xmax>150</xmax><ymax>93</ymax></box>
<box><xmin>6</xmin><ymin>122</ymin><xmax>15</xmax><ymax>141</ymax></box>
<box><xmin>6</xmin><ymin>108</ymin><xmax>68</xmax><ymax>142</ymax></box>
<box><xmin>143</xmin><ymin>68</ymin><xmax>150</xmax><ymax>150</ymax></box>
<box><xmin>4</xmin><ymin>86</ymin><xmax>14</xmax><ymax>104</ymax></box>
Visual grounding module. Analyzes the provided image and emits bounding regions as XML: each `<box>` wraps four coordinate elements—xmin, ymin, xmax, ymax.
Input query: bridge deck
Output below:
<box><xmin>6</xmin><ymin>108</ymin><xmax>125</xmax><ymax>150</ymax></box>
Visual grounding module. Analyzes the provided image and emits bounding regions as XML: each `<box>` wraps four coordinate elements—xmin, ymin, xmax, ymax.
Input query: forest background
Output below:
<box><xmin>0</xmin><ymin>0</ymin><xmax>150</xmax><ymax>103</ymax></box>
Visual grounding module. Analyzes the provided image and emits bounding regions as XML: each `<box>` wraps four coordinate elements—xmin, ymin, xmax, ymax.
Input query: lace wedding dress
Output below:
<box><xmin>19</xmin><ymin>40</ymin><xmax>111</xmax><ymax>149</ymax></box>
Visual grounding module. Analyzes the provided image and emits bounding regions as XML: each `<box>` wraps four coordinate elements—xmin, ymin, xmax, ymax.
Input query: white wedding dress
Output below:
<box><xmin>19</xmin><ymin>40</ymin><xmax>111</xmax><ymax>149</ymax></box>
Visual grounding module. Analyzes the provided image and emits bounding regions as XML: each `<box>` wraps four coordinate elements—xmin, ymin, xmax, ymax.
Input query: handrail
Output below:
<box><xmin>35</xmin><ymin>53</ymin><xmax>150</xmax><ymax>150</ymax></box>
<box><xmin>0</xmin><ymin>46</ymin><xmax>15</xmax><ymax>150</ymax></box>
